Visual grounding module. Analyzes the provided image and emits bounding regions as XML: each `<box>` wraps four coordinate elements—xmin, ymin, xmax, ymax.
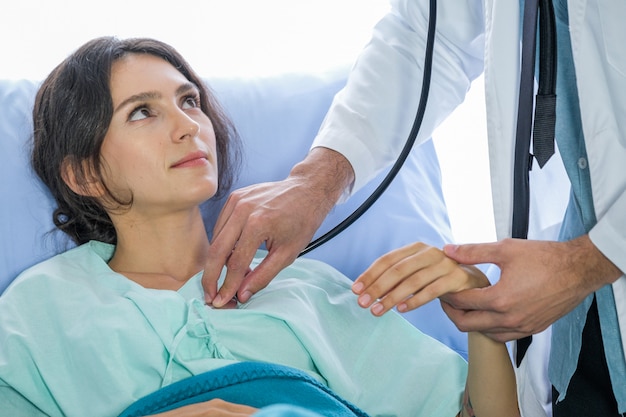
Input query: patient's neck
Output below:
<box><xmin>107</xmin><ymin>207</ymin><xmax>210</xmax><ymax>290</ymax></box>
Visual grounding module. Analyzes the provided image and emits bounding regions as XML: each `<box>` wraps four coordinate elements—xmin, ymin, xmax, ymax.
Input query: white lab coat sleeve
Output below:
<box><xmin>589</xmin><ymin>191</ymin><xmax>626</xmax><ymax>366</ymax></box>
<box><xmin>575</xmin><ymin>0</ymin><xmax>626</xmax><ymax>277</ymax></box>
<box><xmin>311</xmin><ymin>0</ymin><xmax>485</xmax><ymax>195</ymax></box>
<box><xmin>573</xmin><ymin>0</ymin><xmax>626</xmax><ymax>365</ymax></box>
<box><xmin>589</xmin><ymin>191</ymin><xmax>626</xmax><ymax>277</ymax></box>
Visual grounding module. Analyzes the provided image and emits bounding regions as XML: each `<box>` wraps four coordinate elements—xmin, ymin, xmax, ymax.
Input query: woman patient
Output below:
<box><xmin>0</xmin><ymin>37</ymin><xmax>518</xmax><ymax>417</ymax></box>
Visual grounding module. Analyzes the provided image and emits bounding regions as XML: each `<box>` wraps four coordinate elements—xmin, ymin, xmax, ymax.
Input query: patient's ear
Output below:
<box><xmin>61</xmin><ymin>157</ymin><xmax>105</xmax><ymax>198</ymax></box>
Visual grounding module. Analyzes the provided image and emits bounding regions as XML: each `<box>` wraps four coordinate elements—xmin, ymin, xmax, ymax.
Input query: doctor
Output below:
<box><xmin>202</xmin><ymin>1</ymin><xmax>626</xmax><ymax>415</ymax></box>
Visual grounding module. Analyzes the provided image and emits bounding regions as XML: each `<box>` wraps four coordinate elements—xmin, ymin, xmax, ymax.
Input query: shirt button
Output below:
<box><xmin>577</xmin><ymin>157</ymin><xmax>587</xmax><ymax>170</ymax></box>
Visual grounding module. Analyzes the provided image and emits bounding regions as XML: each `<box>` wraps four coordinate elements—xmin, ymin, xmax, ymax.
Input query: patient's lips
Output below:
<box><xmin>171</xmin><ymin>150</ymin><xmax>208</xmax><ymax>168</ymax></box>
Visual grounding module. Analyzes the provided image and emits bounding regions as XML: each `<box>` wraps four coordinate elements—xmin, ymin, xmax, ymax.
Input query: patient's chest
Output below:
<box><xmin>33</xmin><ymin>282</ymin><xmax>324</xmax><ymax>417</ymax></box>
<box><xmin>116</xmin><ymin>283</ymin><xmax>322</xmax><ymax>386</ymax></box>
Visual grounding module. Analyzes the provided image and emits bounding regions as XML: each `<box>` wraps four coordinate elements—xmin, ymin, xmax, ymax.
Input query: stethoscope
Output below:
<box><xmin>300</xmin><ymin>0</ymin><xmax>438</xmax><ymax>256</ymax></box>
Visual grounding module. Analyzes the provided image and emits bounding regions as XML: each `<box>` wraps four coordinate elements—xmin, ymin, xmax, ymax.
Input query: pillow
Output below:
<box><xmin>0</xmin><ymin>79</ymin><xmax>65</xmax><ymax>290</ymax></box>
<box><xmin>0</xmin><ymin>69</ymin><xmax>465</xmax><ymax>356</ymax></box>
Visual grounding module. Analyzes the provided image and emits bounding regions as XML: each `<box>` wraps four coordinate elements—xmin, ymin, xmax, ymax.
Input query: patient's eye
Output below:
<box><xmin>182</xmin><ymin>94</ymin><xmax>201</xmax><ymax>109</ymax></box>
<box><xmin>128</xmin><ymin>105</ymin><xmax>152</xmax><ymax>122</ymax></box>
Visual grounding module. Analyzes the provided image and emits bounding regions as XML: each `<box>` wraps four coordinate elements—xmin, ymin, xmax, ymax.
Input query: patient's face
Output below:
<box><xmin>99</xmin><ymin>53</ymin><xmax>218</xmax><ymax>215</ymax></box>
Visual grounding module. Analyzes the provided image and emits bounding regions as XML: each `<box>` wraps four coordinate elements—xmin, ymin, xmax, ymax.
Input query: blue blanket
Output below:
<box><xmin>118</xmin><ymin>362</ymin><xmax>369</xmax><ymax>417</ymax></box>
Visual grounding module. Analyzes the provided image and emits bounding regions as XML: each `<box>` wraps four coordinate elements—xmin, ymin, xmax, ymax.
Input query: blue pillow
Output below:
<box><xmin>0</xmin><ymin>80</ymin><xmax>66</xmax><ymax>290</ymax></box>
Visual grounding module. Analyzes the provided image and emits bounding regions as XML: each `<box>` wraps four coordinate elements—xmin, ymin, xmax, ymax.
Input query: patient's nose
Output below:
<box><xmin>173</xmin><ymin>111</ymin><xmax>200</xmax><ymax>142</ymax></box>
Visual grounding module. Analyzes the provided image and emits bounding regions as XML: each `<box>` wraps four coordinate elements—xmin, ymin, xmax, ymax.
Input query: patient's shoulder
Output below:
<box><xmin>1</xmin><ymin>241</ymin><xmax>119</xmax><ymax>301</ymax></box>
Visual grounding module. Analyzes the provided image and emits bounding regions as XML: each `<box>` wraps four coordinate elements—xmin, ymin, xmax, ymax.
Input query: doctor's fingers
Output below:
<box><xmin>206</xmin><ymin>213</ymin><xmax>272</xmax><ymax>307</ymax></box>
<box><xmin>444</xmin><ymin>304</ymin><xmax>528</xmax><ymax>342</ymax></box>
<box><xmin>444</xmin><ymin>240</ymin><xmax>508</xmax><ymax>267</ymax></box>
<box><xmin>211</xmin><ymin>209</ymin><xmax>323</xmax><ymax>307</ymax></box>
<box><xmin>208</xmin><ymin>181</ymin><xmax>285</xmax><ymax>259</ymax></box>
<box><xmin>440</xmin><ymin>301</ymin><xmax>519</xmax><ymax>342</ymax></box>
<box><xmin>440</xmin><ymin>296</ymin><xmax>552</xmax><ymax>342</ymax></box>
<box><xmin>441</xmin><ymin>283</ymin><xmax>502</xmax><ymax>311</ymax></box>
<box><xmin>211</xmin><ymin>222</ymin><xmax>278</xmax><ymax>307</ymax></box>
<box><xmin>203</xmin><ymin>191</ymin><xmax>251</xmax><ymax>302</ymax></box>
<box><xmin>203</xmin><ymin>230</ymin><xmax>251</xmax><ymax>307</ymax></box>
<box><xmin>233</xmin><ymin>245</ymin><xmax>301</xmax><ymax>303</ymax></box>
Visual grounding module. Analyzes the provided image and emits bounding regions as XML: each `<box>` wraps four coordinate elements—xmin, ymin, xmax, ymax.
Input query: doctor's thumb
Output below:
<box><xmin>443</xmin><ymin>242</ymin><xmax>496</xmax><ymax>266</ymax></box>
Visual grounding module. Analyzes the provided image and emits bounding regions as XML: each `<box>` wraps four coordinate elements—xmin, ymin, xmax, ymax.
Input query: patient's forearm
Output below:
<box><xmin>462</xmin><ymin>332</ymin><xmax>519</xmax><ymax>417</ymax></box>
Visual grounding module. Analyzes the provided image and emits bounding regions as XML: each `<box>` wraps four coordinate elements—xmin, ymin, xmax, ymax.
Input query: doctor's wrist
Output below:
<box><xmin>568</xmin><ymin>235</ymin><xmax>622</xmax><ymax>288</ymax></box>
<box><xmin>290</xmin><ymin>147</ymin><xmax>355</xmax><ymax>207</ymax></box>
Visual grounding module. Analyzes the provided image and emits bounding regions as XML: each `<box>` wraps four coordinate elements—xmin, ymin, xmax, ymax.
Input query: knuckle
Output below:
<box><xmin>423</xmin><ymin>245</ymin><xmax>441</xmax><ymax>257</ymax></box>
<box><xmin>404</xmin><ymin>295</ymin><xmax>426</xmax><ymax>311</ymax></box>
<box><xmin>207</xmin><ymin>240</ymin><xmax>230</xmax><ymax>257</ymax></box>
<box><xmin>225</xmin><ymin>257</ymin><xmax>250</xmax><ymax>275</ymax></box>
<box><xmin>501</xmin><ymin>312</ymin><xmax>525</xmax><ymax>330</ymax></box>
<box><xmin>490</xmin><ymin>296</ymin><xmax>509</xmax><ymax>312</ymax></box>
<box><xmin>389</xmin><ymin>263</ymin><xmax>405</xmax><ymax>277</ymax></box>
<box><xmin>367</xmin><ymin>281</ymin><xmax>387</xmax><ymax>298</ymax></box>
<box><xmin>500</xmin><ymin>238</ymin><xmax>516</xmax><ymax>249</ymax></box>
<box><xmin>409</xmin><ymin>241</ymin><xmax>428</xmax><ymax>253</ymax></box>
<box><xmin>226</xmin><ymin>189</ymin><xmax>243</xmax><ymax>203</ymax></box>
<box><xmin>518</xmin><ymin>315</ymin><xmax>540</xmax><ymax>334</ymax></box>
<box><xmin>377</xmin><ymin>252</ymin><xmax>398</xmax><ymax>269</ymax></box>
<box><xmin>245</xmin><ymin>210</ymin><xmax>266</xmax><ymax>225</ymax></box>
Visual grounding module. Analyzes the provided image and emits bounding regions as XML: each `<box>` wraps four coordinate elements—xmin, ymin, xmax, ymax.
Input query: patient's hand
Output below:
<box><xmin>352</xmin><ymin>242</ymin><xmax>489</xmax><ymax>316</ymax></box>
<box><xmin>148</xmin><ymin>398</ymin><xmax>257</xmax><ymax>416</ymax></box>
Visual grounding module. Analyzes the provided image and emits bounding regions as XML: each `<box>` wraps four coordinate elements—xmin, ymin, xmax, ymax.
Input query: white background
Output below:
<box><xmin>0</xmin><ymin>0</ymin><xmax>494</xmax><ymax>243</ymax></box>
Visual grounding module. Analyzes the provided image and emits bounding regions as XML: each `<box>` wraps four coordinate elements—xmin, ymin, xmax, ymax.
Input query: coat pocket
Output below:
<box><xmin>597</xmin><ymin>0</ymin><xmax>626</xmax><ymax>77</ymax></box>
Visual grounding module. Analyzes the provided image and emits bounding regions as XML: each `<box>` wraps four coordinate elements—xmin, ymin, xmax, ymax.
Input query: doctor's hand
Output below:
<box><xmin>440</xmin><ymin>235</ymin><xmax>622</xmax><ymax>342</ymax></box>
<box><xmin>202</xmin><ymin>147</ymin><xmax>354</xmax><ymax>308</ymax></box>
<box><xmin>352</xmin><ymin>242</ymin><xmax>490</xmax><ymax>317</ymax></box>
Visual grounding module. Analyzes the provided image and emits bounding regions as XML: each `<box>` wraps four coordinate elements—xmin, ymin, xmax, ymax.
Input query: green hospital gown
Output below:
<box><xmin>0</xmin><ymin>241</ymin><xmax>466</xmax><ymax>417</ymax></box>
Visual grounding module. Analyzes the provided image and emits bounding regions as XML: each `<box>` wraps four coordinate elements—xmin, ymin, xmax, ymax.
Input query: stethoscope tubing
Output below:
<box><xmin>300</xmin><ymin>0</ymin><xmax>438</xmax><ymax>256</ymax></box>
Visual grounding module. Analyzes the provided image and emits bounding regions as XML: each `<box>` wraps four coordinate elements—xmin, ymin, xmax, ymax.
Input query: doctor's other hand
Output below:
<box><xmin>202</xmin><ymin>147</ymin><xmax>355</xmax><ymax>308</ymax></box>
<box><xmin>440</xmin><ymin>235</ymin><xmax>623</xmax><ymax>342</ymax></box>
<box><xmin>352</xmin><ymin>241</ymin><xmax>490</xmax><ymax>317</ymax></box>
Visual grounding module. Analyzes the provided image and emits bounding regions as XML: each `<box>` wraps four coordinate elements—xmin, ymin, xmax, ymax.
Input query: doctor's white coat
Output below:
<box><xmin>312</xmin><ymin>0</ymin><xmax>626</xmax><ymax>415</ymax></box>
